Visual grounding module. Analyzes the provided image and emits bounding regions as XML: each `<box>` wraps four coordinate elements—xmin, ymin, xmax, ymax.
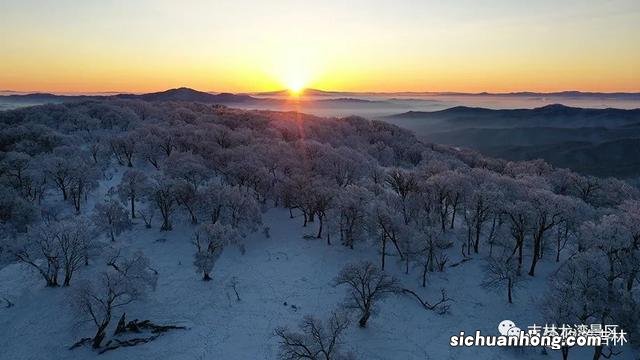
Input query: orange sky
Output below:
<box><xmin>1</xmin><ymin>0</ymin><xmax>639</xmax><ymax>93</ymax></box>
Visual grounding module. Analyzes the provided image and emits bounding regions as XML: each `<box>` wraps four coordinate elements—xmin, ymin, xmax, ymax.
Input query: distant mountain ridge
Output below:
<box><xmin>4</xmin><ymin>88</ymin><xmax>640</xmax><ymax>105</ymax></box>
<box><xmin>391</xmin><ymin>104</ymin><xmax>640</xmax><ymax>116</ymax></box>
<box><xmin>0</xmin><ymin>87</ymin><xmax>403</xmax><ymax>108</ymax></box>
<box><xmin>252</xmin><ymin>89</ymin><xmax>640</xmax><ymax>98</ymax></box>
<box><xmin>114</xmin><ymin>87</ymin><xmax>255</xmax><ymax>103</ymax></box>
<box><xmin>1</xmin><ymin>87</ymin><xmax>257</xmax><ymax>104</ymax></box>
<box><xmin>383</xmin><ymin>104</ymin><xmax>640</xmax><ymax>178</ymax></box>
<box><xmin>387</xmin><ymin>104</ymin><xmax>640</xmax><ymax>130</ymax></box>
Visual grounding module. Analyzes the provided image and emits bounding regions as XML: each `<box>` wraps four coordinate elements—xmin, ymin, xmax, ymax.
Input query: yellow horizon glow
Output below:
<box><xmin>1</xmin><ymin>1</ymin><xmax>639</xmax><ymax>94</ymax></box>
<box><xmin>287</xmin><ymin>83</ymin><xmax>304</xmax><ymax>96</ymax></box>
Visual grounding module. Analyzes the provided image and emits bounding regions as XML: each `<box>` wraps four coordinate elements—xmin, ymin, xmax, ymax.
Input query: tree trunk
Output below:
<box><xmin>358</xmin><ymin>309</ymin><xmax>371</xmax><ymax>328</ymax></box>
<box><xmin>316</xmin><ymin>216</ymin><xmax>323</xmax><ymax>239</ymax></box>
<box><xmin>46</xmin><ymin>275</ymin><xmax>59</xmax><ymax>287</ymax></box>
<box><xmin>528</xmin><ymin>229</ymin><xmax>543</xmax><ymax>276</ymax></box>
<box><xmin>474</xmin><ymin>220</ymin><xmax>481</xmax><ymax>253</ymax></box>
<box><xmin>73</xmin><ymin>196</ymin><xmax>81</xmax><ymax>214</ymax></box>
<box><xmin>405</xmin><ymin>256</ymin><xmax>410</xmax><ymax>275</ymax></box>
<box><xmin>507</xmin><ymin>278</ymin><xmax>513</xmax><ymax>304</ymax></box>
<box><xmin>528</xmin><ymin>251</ymin><xmax>539</xmax><ymax>276</ymax></box>
<box><xmin>556</xmin><ymin>235</ymin><xmax>561</xmax><ymax>262</ymax></box>
<box><xmin>627</xmin><ymin>272</ymin><xmax>636</xmax><ymax>291</ymax></box>
<box><xmin>203</xmin><ymin>272</ymin><xmax>212</xmax><ymax>281</ymax></box>
<box><xmin>450</xmin><ymin>206</ymin><xmax>456</xmax><ymax>229</ymax></box>
<box><xmin>422</xmin><ymin>264</ymin><xmax>428</xmax><ymax>287</ymax></box>
<box><xmin>516</xmin><ymin>237</ymin><xmax>523</xmax><ymax>274</ymax></box>
<box><xmin>63</xmin><ymin>272</ymin><xmax>72</xmax><ymax>287</ymax></box>
<box><xmin>130</xmin><ymin>197</ymin><xmax>136</xmax><ymax>219</ymax></box>
<box><xmin>161</xmin><ymin>215</ymin><xmax>172</xmax><ymax>231</ymax></box>
<box><xmin>381</xmin><ymin>234</ymin><xmax>387</xmax><ymax>270</ymax></box>
<box><xmin>467</xmin><ymin>226</ymin><xmax>472</xmax><ymax>256</ymax></box>
<box><xmin>114</xmin><ymin>313</ymin><xmax>127</xmax><ymax>335</ymax></box>
<box><xmin>92</xmin><ymin>319</ymin><xmax>110</xmax><ymax>348</ymax></box>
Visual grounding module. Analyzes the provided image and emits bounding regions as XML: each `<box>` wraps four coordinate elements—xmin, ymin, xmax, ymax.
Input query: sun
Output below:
<box><xmin>273</xmin><ymin>58</ymin><xmax>315</xmax><ymax>97</ymax></box>
<box><xmin>287</xmin><ymin>79</ymin><xmax>305</xmax><ymax>96</ymax></box>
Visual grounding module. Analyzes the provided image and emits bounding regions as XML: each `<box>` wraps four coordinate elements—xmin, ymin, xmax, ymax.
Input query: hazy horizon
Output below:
<box><xmin>5</xmin><ymin>86</ymin><xmax>640</xmax><ymax>116</ymax></box>
<box><xmin>2</xmin><ymin>86</ymin><xmax>640</xmax><ymax>97</ymax></box>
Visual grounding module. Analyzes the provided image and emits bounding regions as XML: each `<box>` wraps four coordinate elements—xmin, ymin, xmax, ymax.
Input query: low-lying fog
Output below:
<box><xmin>238</xmin><ymin>93</ymin><xmax>640</xmax><ymax>118</ymax></box>
<box><xmin>4</xmin><ymin>92</ymin><xmax>639</xmax><ymax>118</ymax></box>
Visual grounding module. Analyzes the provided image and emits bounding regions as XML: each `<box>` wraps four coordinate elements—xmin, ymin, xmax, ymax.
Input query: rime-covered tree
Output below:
<box><xmin>164</xmin><ymin>151</ymin><xmax>210</xmax><ymax>190</ymax></box>
<box><xmin>56</xmin><ymin>217</ymin><xmax>92</xmax><ymax>285</ymax></box>
<box><xmin>148</xmin><ymin>175</ymin><xmax>178</xmax><ymax>231</ymax></box>
<box><xmin>192</xmin><ymin>222</ymin><xmax>238</xmax><ymax>281</ymax></box>
<box><xmin>73</xmin><ymin>252</ymin><xmax>157</xmax><ymax>348</ymax></box>
<box><xmin>92</xmin><ymin>199</ymin><xmax>131</xmax><ymax>241</ymax></box>
<box><xmin>425</xmin><ymin>171</ymin><xmax>461</xmax><ymax>232</ymax></box>
<box><xmin>367</xmin><ymin>196</ymin><xmax>405</xmax><ymax>270</ymax></box>
<box><xmin>199</xmin><ymin>182</ymin><xmax>230</xmax><ymax>224</ymax></box>
<box><xmin>281</xmin><ymin>174</ymin><xmax>318</xmax><ymax>227</ymax></box>
<box><xmin>16</xmin><ymin>222</ymin><xmax>61</xmax><ymax>287</ymax></box>
<box><xmin>308</xmin><ymin>181</ymin><xmax>335</xmax><ymax>239</ymax></box>
<box><xmin>577</xmin><ymin>213</ymin><xmax>640</xmax><ymax>353</ymax></box>
<box><xmin>542</xmin><ymin>256</ymin><xmax>604</xmax><ymax>360</ymax></box>
<box><xmin>68</xmin><ymin>161</ymin><xmax>99</xmax><ymax>214</ymax></box>
<box><xmin>334</xmin><ymin>185</ymin><xmax>370</xmax><ymax>249</ymax></box>
<box><xmin>617</xmin><ymin>200</ymin><xmax>640</xmax><ymax>291</ymax></box>
<box><xmin>416</xmin><ymin>224</ymin><xmax>450</xmax><ymax>287</ymax></box>
<box><xmin>497</xmin><ymin>177</ymin><xmax>535</xmax><ymax>274</ymax></box>
<box><xmin>0</xmin><ymin>151</ymin><xmax>31</xmax><ymax>192</ymax></box>
<box><xmin>526</xmin><ymin>189</ymin><xmax>577</xmax><ymax>276</ymax></box>
<box><xmin>87</xmin><ymin>135</ymin><xmax>107</xmax><ymax>165</ymax></box>
<box><xmin>333</xmin><ymin>261</ymin><xmax>399</xmax><ymax>327</ymax></box>
<box><xmin>109</xmin><ymin>133</ymin><xmax>137</xmax><ymax>167</ymax></box>
<box><xmin>482</xmin><ymin>255</ymin><xmax>521</xmax><ymax>304</ymax></box>
<box><xmin>117</xmin><ymin>169</ymin><xmax>150</xmax><ymax>219</ymax></box>
<box><xmin>315</xmin><ymin>145</ymin><xmax>367</xmax><ymax>188</ymax></box>
<box><xmin>43</xmin><ymin>153</ymin><xmax>76</xmax><ymax>201</ymax></box>
<box><xmin>543</xmin><ymin>253</ymin><xmax>615</xmax><ymax>359</ymax></box>
<box><xmin>385</xmin><ymin>168</ymin><xmax>418</xmax><ymax>225</ymax></box>
<box><xmin>17</xmin><ymin>217</ymin><xmax>92</xmax><ymax>286</ymax></box>
<box><xmin>137</xmin><ymin>125</ymin><xmax>177</xmax><ymax>169</ymax></box>
<box><xmin>461</xmin><ymin>169</ymin><xmax>503</xmax><ymax>254</ymax></box>
<box><xmin>138</xmin><ymin>133</ymin><xmax>165</xmax><ymax>169</ymax></box>
<box><xmin>274</xmin><ymin>311</ymin><xmax>352</xmax><ymax>360</ymax></box>
<box><xmin>173</xmin><ymin>179</ymin><xmax>201</xmax><ymax>224</ymax></box>
<box><xmin>0</xmin><ymin>185</ymin><xmax>39</xmax><ymax>232</ymax></box>
<box><xmin>223</xmin><ymin>186</ymin><xmax>262</xmax><ymax>232</ymax></box>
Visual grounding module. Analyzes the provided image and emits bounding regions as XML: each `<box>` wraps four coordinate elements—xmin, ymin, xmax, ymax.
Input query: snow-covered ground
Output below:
<box><xmin>2</xmin><ymin>185</ymin><xmax>635</xmax><ymax>359</ymax></box>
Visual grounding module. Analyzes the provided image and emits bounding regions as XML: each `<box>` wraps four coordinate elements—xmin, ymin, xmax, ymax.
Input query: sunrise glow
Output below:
<box><xmin>287</xmin><ymin>81</ymin><xmax>305</xmax><ymax>96</ymax></box>
<box><xmin>1</xmin><ymin>1</ymin><xmax>639</xmax><ymax>93</ymax></box>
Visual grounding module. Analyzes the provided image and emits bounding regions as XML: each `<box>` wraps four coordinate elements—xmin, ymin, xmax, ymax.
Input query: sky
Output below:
<box><xmin>1</xmin><ymin>0</ymin><xmax>639</xmax><ymax>93</ymax></box>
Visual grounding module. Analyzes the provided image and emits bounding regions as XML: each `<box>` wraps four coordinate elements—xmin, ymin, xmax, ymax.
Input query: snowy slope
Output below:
<box><xmin>2</xmin><ymin>199</ymin><xmax>634</xmax><ymax>359</ymax></box>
